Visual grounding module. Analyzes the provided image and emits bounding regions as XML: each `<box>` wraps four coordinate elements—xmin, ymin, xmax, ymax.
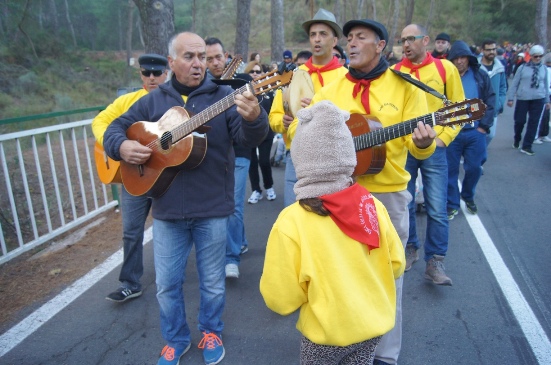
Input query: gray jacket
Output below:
<box><xmin>507</xmin><ymin>62</ymin><xmax>549</xmax><ymax>101</ymax></box>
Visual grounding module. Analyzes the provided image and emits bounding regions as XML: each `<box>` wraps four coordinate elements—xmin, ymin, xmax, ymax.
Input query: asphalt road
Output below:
<box><xmin>1</xmin><ymin>105</ymin><xmax>550</xmax><ymax>365</ymax></box>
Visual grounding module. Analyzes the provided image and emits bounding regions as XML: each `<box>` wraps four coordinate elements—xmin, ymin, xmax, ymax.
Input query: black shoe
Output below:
<box><xmin>520</xmin><ymin>148</ymin><xmax>535</xmax><ymax>156</ymax></box>
<box><xmin>464</xmin><ymin>201</ymin><xmax>478</xmax><ymax>214</ymax></box>
<box><xmin>106</xmin><ymin>287</ymin><xmax>142</xmax><ymax>302</ymax></box>
<box><xmin>512</xmin><ymin>141</ymin><xmax>520</xmax><ymax>149</ymax></box>
<box><xmin>447</xmin><ymin>208</ymin><xmax>459</xmax><ymax>220</ymax></box>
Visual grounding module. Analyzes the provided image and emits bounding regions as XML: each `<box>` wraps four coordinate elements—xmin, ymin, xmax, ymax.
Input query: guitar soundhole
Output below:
<box><xmin>160</xmin><ymin>131</ymin><xmax>173</xmax><ymax>151</ymax></box>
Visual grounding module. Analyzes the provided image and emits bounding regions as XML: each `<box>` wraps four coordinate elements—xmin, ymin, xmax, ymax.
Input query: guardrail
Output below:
<box><xmin>0</xmin><ymin>108</ymin><xmax>120</xmax><ymax>265</ymax></box>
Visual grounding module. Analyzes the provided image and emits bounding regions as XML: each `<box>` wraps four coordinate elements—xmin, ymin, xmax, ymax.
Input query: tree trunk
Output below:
<box><xmin>191</xmin><ymin>0</ymin><xmax>196</xmax><ymax>33</ymax></box>
<box><xmin>535</xmin><ymin>0</ymin><xmax>548</xmax><ymax>49</ymax></box>
<box><xmin>425</xmin><ymin>0</ymin><xmax>435</xmax><ymax>34</ymax></box>
<box><xmin>234</xmin><ymin>0</ymin><xmax>251</xmax><ymax>60</ymax></box>
<box><xmin>405</xmin><ymin>0</ymin><xmax>414</xmax><ymax>26</ymax></box>
<box><xmin>271</xmin><ymin>0</ymin><xmax>284</xmax><ymax>63</ymax></box>
<box><xmin>370</xmin><ymin>0</ymin><xmax>377</xmax><ymax>21</ymax></box>
<box><xmin>125</xmin><ymin>0</ymin><xmax>134</xmax><ymax>86</ymax></box>
<box><xmin>63</xmin><ymin>0</ymin><xmax>77</xmax><ymax>47</ymax></box>
<box><xmin>49</xmin><ymin>0</ymin><xmax>58</xmax><ymax>36</ymax></box>
<box><xmin>18</xmin><ymin>0</ymin><xmax>38</xmax><ymax>59</ymax></box>
<box><xmin>387</xmin><ymin>0</ymin><xmax>399</xmax><ymax>53</ymax></box>
<box><xmin>133</xmin><ymin>0</ymin><xmax>174</xmax><ymax>56</ymax></box>
<box><xmin>356</xmin><ymin>0</ymin><xmax>365</xmax><ymax>19</ymax></box>
<box><xmin>333</xmin><ymin>0</ymin><xmax>342</xmax><ymax>27</ymax></box>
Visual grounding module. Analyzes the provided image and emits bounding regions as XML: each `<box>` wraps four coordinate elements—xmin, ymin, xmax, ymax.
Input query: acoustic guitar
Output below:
<box><xmin>347</xmin><ymin>98</ymin><xmax>487</xmax><ymax>176</ymax></box>
<box><xmin>220</xmin><ymin>56</ymin><xmax>243</xmax><ymax>80</ymax></box>
<box><xmin>120</xmin><ymin>70</ymin><xmax>294</xmax><ymax>197</ymax></box>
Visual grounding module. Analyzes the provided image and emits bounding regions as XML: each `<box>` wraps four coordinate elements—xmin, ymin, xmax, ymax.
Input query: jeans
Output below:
<box><xmin>227</xmin><ymin>157</ymin><xmax>250</xmax><ymax>264</ymax></box>
<box><xmin>537</xmin><ymin>97</ymin><xmax>550</xmax><ymax>138</ymax></box>
<box><xmin>153</xmin><ymin>216</ymin><xmax>227</xmax><ymax>350</ymax></box>
<box><xmin>514</xmin><ymin>98</ymin><xmax>546</xmax><ymax>149</ymax></box>
<box><xmin>284</xmin><ymin>151</ymin><xmax>297</xmax><ymax>207</ymax></box>
<box><xmin>406</xmin><ymin>147</ymin><xmax>449</xmax><ymax>260</ymax></box>
<box><xmin>119</xmin><ymin>186</ymin><xmax>152</xmax><ymax>291</ymax></box>
<box><xmin>486</xmin><ymin>116</ymin><xmax>498</xmax><ymax>147</ymax></box>
<box><xmin>447</xmin><ymin>129</ymin><xmax>486</xmax><ymax>209</ymax></box>
<box><xmin>249</xmin><ymin>137</ymin><xmax>274</xmax><ymax>192</ymax></box>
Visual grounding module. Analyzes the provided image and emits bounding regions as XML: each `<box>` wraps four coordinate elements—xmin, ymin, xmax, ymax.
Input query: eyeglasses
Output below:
<box><xmin>483</xmin><ymin>48</ymin><xmax>497</xmax><ymax>52</ymax></box>
<box><xmin>533</xmin><ymin>55</ymin><xmax>543</xmax><ymax>59</ymax></box>
<box><xmin>333</xmin><ymin>53</ymin><xmax>342</xmax><ymax>59</ymax></box>
<box><xmin>141</xmin><ymin>69</ymin><xmax>164</xmax><ymax>77</ymax></box>
<box><xmin>398</xmin><ymin>35</ymin><xmax>424</xmax><ymax>45</ymax></box>
<box><xmin>249</xmin><ymin>69</ymin><xmax>262</xmax><ymax>74</ymax></box>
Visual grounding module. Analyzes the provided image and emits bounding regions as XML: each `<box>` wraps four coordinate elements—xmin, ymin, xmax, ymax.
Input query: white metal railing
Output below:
<box><xmin>0</xmin><ymin>119</ymin><xmax>118</xmax><ymax>265</ymax></box>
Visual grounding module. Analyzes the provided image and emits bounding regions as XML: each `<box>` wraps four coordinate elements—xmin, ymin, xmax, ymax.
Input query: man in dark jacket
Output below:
<box><xmin>447</xmin><ymin>40</ymin><xmax>496</xmax><ymax>219</ymax></box>
<box><xmin>103</xmin><ymin>32</ymin><xmax>268</xmax><ymax>365</ymax></box>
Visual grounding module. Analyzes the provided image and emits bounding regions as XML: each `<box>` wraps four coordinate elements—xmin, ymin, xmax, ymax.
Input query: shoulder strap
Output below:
<box><xmin>390</xmin><ymin>68</ymin><xmax>448</xmax><ymax>101</ymax></box>
<box><xmin>433</xmin><ymin>58</ymin><xmax>447</xmax><ymax>84</ymax></box>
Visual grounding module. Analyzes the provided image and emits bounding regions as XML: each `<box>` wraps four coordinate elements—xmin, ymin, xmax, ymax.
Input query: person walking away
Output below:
<box><xmin>507</xmin><ymin>44</ymin><xmax>550</xmax><ymax>156</ymax></box>
<box><xmin>102</xmin><ymin>32</ymin><xmax>269</xmax><ymax>365</ymax></box>
<box><xmin>92</xmin><ymin>53</ymin><xmax>168</xmax><ymax>303</ymax></box>
<box><xmin>534</xmin><ymin>54</ymin><xmax>551</xmax><ymax>143</ymax></box>
<box><xmin>447</xmin><ymin>41</ymin><xmax>496</xmax><ymax>218</ymax></box>
<box><xmin>260</xmin><ymin>100</ymin><xmax>405</xmax><ymax>365</ymax></box>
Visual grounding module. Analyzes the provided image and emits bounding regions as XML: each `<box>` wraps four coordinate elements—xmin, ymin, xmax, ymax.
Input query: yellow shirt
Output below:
<box><xmin>269</xmin><ymin>64</ymin><xmax>348</xmax><ymax>150</ymax></box>
<box><xmin>308</xmin><ymin>69</ymin><xmax>433</xmax><ymax>193</ymax></box>
<box><xmin>392</xmin><ymin>58</ymin><xmax>465</xmax><ymax>146</ymax></box>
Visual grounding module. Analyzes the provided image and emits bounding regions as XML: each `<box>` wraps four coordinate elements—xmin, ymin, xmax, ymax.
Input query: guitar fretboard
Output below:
<box><xmin>353</xmin><ymin>113</ymin><xmax>437</xmax><ymax>151</ymax></box>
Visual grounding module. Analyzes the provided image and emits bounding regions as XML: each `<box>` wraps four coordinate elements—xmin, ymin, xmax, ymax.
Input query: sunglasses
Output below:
<box><xmin>398</xmin><ymin>35</ymin><xmax>424</xmax><ymax>45</ymax></box>
<box><xmin>532</xmin><ymin>55</ymin><xmax>543</xmax><ymax>59</ymax></box>
<box><xmin>250</xmin><ymin>70</ymin><xmax>262</xmax><ymax>74</ymax></box>
<box><xmin>141</xmin><ymin>69</ymin><xmax>164</xmax><ymax>77</ymax></box>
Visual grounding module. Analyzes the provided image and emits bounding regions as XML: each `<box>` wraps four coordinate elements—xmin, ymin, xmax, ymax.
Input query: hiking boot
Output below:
<box><xmin>225</xmin><ymin>263</ymin><xmax>239</xmax><ymax>279</ymax></box>
<box><xmin>520</xmin><ymin>148</ymin><xmax>535</xmax><ymax>156</ymax></box>
<box><xmin>198</xmin><ymin>331</ymin><xmax>225</xmax><ymax>365</ymax></box>
<box><xmin>157</xmin><ymin>343</ymin><xmax>191</xmax><ymax>365</ymax></box>
<box><xmin>425</xmin><ymin>255</ymin><xmax>452</xmax><ymax>286</ymax></box>
<box><xmin>404</xmin><ymin>245</ymin><xmax>419</xmax><ymax>272</ymax></box>
<box><xmin>464</xmin><ymin>200</ymin><xmax>477</xmax><ymax>214</ymax></box>
<box><xmin>105</xmin><ymin>287</ymin><xmax>142</xmax><ymax>303</ymax></box>
<box><xmin>512</xmin><ymin>141</ymin><xmax>520</xmax><ymax>149</ymax></box>
<box><xmin>247</xmin><ymin>190</ymin><xmax>262</xmax><ymax>204</ymax></box>
<box><xmin>447</xmin><ymin>208</ymin><xmax>458</xmax><ymax>220</ymax></box>
<box><xmin>266</xmin><ymin>187</ymin><xmax>276</xmax><ymax>201</ymax></box>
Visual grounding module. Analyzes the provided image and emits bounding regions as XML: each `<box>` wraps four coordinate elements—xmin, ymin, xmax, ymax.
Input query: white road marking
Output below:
<box><xmin>0</xmin><ymin>227</ymin><xmax>153</xmax><ymax>357</ymax></box>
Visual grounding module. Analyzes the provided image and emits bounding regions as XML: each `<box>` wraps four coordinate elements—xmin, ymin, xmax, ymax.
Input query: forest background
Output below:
<box><xmin>0</xmin><ymin>0</ymin><xmax>548</xmax><ymax>127</ymax></box>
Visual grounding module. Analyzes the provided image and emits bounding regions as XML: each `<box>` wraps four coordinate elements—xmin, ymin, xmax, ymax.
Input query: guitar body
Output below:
<box><xmin>121</xmin><ymin>107</ymin><xmax>207</xmax><ymax>197</ymax></box>
<box><xmin>346</xmin><ymin>114</ymin><xmax>386</xmax><ymax>176</ymax></box>
<box><xmin>94</xmin><ymin>141</ymin><xmax>122</xmax><ymax>184</ymax></box>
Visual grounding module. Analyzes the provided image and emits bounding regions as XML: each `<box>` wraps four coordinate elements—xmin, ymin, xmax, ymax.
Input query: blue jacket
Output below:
<box><xmin>477</xmin><ymin>56</ymin><xmax>507</xmax><ymax>115</ymax></box>
<box><xmin>448</xmin><ymin>41</ymin><xmax>496</xmax><ymax>133</ymax></box>
<box><xmin>103</xmin><ymin>76</ymin><xmax>269</xmax><ymax>220</ymax></box>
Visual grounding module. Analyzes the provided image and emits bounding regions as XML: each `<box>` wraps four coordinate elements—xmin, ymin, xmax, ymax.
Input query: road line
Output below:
<box><xmin>0</xmin><ymin>227</ymin><xmax>153</xmax><ymax>358</ymax></box>
<box><xmin>461</xmin><ymin>200</ymin><xmax>551</xmax><ymax>364</ymax></box>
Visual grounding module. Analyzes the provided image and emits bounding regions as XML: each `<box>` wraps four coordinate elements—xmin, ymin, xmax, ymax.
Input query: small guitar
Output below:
<box><xmin>121</xmin><ymin>70</ymin><xmax>294</xmax><ymax>197</ymax></box>
<box><xmin>347</xmin><ymin>98</ymin><xmax>487</xmax><ymax>176</ymax></box>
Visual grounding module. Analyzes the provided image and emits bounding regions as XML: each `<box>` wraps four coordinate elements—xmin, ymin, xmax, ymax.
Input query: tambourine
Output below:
<box><xmin>282</xmin><ymin>69</ymin><xmax>314</xmax><ymax>118</ymax></box>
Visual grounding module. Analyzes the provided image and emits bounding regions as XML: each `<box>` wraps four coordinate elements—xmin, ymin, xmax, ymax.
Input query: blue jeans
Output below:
<box><xmin>227</xmin><ymin>157</ymin><xmax>250</xmax><ymax>264</ymax></box>
<box><xmin>486</xmin><ymin>116</ymin><xmax>497</xmax><ymax>147</ymax></box>
<box><xmin>153</xmin><ymin>217</ymin><xmax>227</xmax><ymax>350</ymax></box>
<box><xmin>284</xmin><ymin>151</ymin><xmax>297</xmax><ymax>208</ymax></box>
<box><xmin>119</xmin><ymin>186</ymin><xmax>152</xmax><ymax>291</ymax></box>
<box><xmin>514</xmin><ymin>98</ymin><xmax>546</xmax><ymax>149</ymax></box>
<box><xmin>406</xmin><ymin>147</ymin><xmax>449</xmax><ymax>260</ymax></box>
<box><xmin>447</xmin><ymin>129</ymin><xmax>486</xmax><ymax>209</ymax></box>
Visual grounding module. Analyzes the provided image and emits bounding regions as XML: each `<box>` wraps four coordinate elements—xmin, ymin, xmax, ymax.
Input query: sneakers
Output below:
<box><xmin>520</xmin><ymin>148</ymin><xmax>535</xmax><ymax>156</ymax></box>
<box><xmin>404</xmin><ymin>245</ymin><xmax>419</xmax><ymax>272</ymax></box>
<box><xmin>540</xmin><ymin>136</ymin><xmax>551</xmax><ymax>142</ymax></box>
<box><xmin>157</xmin><ymin>343</ymin><xmax>190</xmax><ymax>365</ymax></box>
<box><xmin>225</xmin><ymin>263</ymin><xmax>239</xmax><ymax>278</ymax></box>
<box><xmin>247</xmin><ymin>190</ymin><xmax>262</xmax><ymax>204</ymax></box>
<box><xmin>240</xmin><ymin>245</ymin><xmax>249</xmax><ymax>254</ymax></box>
<box><xmin>266</xmin><ymin>187</ymin><xmax>276</xmax><ymax>201</ymax></box>
<box><xmin>464</xmin><ymin>200</ymin><xmax>478</xmax><ymax>214</ymax></box>
<box><xmin>447</xmin><ymin>208</ymin><xmax>458</xmax><ymax>220</ymax></box>
<box><xmin>425</xmin><ymin>255</ymin><xmax>453</xmax><ymax>286</ymax></box>
<box><xmin>533</xmin><ymin>138</ymin><xmax>543</xmax><ymax>145</ymax></box>
<box><xmin>512</xmin><ymin>141</ymin><xmax>520</xmax><ymax>149</ymax></box>
<box><xmin>105</xmin><ymin>287</ymin><xmax>142</xmax><ymax>302</ymax></box>
<box><xmin>198</xmin><ymin>331</ymin><xmax>225</xmax><ymax>365</ymax></box>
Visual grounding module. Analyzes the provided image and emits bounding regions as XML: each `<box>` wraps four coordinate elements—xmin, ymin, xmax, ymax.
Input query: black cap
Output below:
<box><xmin>435</xmin><ymin>33</ymin><xmax>450</xmax><ymax>42</ymax></box>
<box><xmin>343</xmin><ymin>19</ymin><xmax>388</xmax><ymax>47</ymax></box>
<box><xmin>138</xmin><ymin>54</ymin><xmax>168</xmax><ymax>71</ymax></box>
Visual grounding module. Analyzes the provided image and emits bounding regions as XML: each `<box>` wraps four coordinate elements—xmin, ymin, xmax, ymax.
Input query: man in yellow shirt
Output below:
<box><xmin>393</xmin><ymin>24</ymin><xmax>465</xmax><ymax>286</ymax></box>
<box><xmin>269</xmin><ymin>8</ymin><xmax>348</xmax><ymax>207</ymax></box>
<box><xmin>306</xmin><ymin>18</ymin><xmax>436</xmax><ymax>365</ymax></box>
<box><xmin>92</xmin><ymin>54</ymin><xmax>168</xmax><ymax>302</ymax></box>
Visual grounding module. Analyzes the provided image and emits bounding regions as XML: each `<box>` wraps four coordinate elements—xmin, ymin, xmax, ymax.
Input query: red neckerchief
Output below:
<box><xmin>397</xmin><ymin>51</ymin><xmax>434</xmax><ymax>80</ymax></box>
<box><xmin>304</xmin><ymin>56</ymin><xmax>342</xmax><ymax>87</ymax></box>
<box><xmin>321</xmin><ymin>183</ymin><xmax>380</xmax><ymax>251</ymax></box>
<box><xmin>345</xmin><ymin>73</ymin><xmax>382</xmax><ymax>114</ymax></box>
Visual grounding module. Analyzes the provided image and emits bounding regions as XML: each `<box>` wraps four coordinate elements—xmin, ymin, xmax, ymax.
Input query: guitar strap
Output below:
<box><xmin>390</xmin><ymin>68</ymin><xmax>450</xmax><ymax>104</ymax></box>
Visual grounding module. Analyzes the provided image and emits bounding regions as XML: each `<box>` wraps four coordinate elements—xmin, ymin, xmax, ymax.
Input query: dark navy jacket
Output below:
<box><xmin>103</xmin><ymin>76</ymin><xmax>269</xmax><ymax>220</ymax></box>
<box><xmin>448</xmin><ymin>41</ymin><xmax>496</xmax><ymax>133</ymax></box>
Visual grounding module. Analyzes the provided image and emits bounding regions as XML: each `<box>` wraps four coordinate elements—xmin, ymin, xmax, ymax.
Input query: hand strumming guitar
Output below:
<box><xmin>235</xmin><ymin>91</ymin><xmax>261</xmax><ymax>122</ymax></box>
<box><xmin>411</xmin><ymin>121</ymin><xmax>437</xmax><ymax>149</ymax></box>
<box><xmin>119</xmin><ymin>140</ymin><xmax>152</xmax><ymax>165</ymax></box>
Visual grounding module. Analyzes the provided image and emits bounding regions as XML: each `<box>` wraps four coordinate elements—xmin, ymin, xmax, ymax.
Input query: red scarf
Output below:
<box><xmin>345</xmin><ymin>73</ymin><xmax>381</xmax><ymax>114</ymax></box>
<box><xmin>304</xmin><ymin>56</ymin><xmax>342</xmax><ymax>87</ymax></box>
<box><xmin>321</xmin><ymin>183</ymin><xmax>380</xmax><ymax>251</ymax></box>
<box><xmin>397</xmin><ymin>51</ymin><xmax>434</xmax><ymax>80</ymax></box>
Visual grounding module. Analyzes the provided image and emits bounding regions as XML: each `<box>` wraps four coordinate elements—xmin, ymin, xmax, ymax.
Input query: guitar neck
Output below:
<box><xmin>170</xmin><ymin>84</ymin><xmax>249</xmax><ymax>142</ymax></box>
<box><xmin>354</xmin><ymin>113</ymin><xmax>436</xmax><ymax>151</ymax></box>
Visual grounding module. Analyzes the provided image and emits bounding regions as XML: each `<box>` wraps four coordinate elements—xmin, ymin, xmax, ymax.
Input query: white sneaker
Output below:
<box><xmin>225</xmin><ymin>264</ymin><xmax>239</xmax><ymax>278</ymax></box>
<box><xmin>266</xmin><ymin>188</ymin><xmax>276</xmax><ymax>201</ymax></box>
<box><xmin>541</xmin><ymin>136</ymin><xmax>551</xmax><ymax>142</ymax></box>
<box><xmin>248</xmin><ymin>190</ymin><xmax>263</xmax><ymax>204</ymax></box>
<box><xmin>533</xmin><ymin>138</ymin><xmax>543</xmax><ymax>144</ymax></box>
